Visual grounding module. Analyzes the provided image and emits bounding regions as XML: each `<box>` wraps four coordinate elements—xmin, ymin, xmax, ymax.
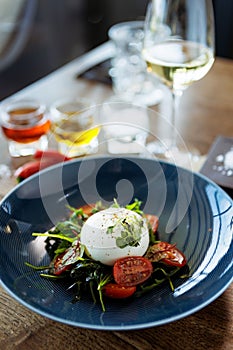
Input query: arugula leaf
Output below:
<box><xmin>97</xmin><ymin>273</ymin><xmax>112</xmax><ymax>312</ymax></box>
<box><xmin>135</xmin><ymin>266</ymin><xmax>188</xmax><ymax>297</ymax></box>
<box><xmin>67</xmin><ymin>205</ymin><xmax>88</xmax><ymax>220</ymax></box>
<box><xmin>91</xmin><ymin>201</ymin><xmax>106</xmax><ymax>213</ymax></box>
<box><xmin>32</xmin><ymin>232</ymin><xmax>75</xmax><ymax>243</ymax></box>
<box><xmin>111</xmin><ymin>198</ymin><xmax>120</xmax><ymax>208</ymax></box>
<box><xmin>70</xmin><ymin>259</ymin><xmax>112</xmax><ymax>311</ymax></box>
<box><xmin>125</xmin><ymin>198</ymin><xmax>143</xmax><ymax>215</ymax></box>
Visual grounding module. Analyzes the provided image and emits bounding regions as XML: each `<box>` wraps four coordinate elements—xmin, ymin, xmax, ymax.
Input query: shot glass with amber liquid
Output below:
<box><xmin>0</xmin><ymin>98</ymin><xmax>51</xmax><ymax>157</ymax></box>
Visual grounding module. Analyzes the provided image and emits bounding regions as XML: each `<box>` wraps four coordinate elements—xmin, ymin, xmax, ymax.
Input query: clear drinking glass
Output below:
<box><xmin>101</xmin><ymin>96</ymin><xmax>150</xmax><ymax>154</ymax></box>
<box><xmin>142</xmin><ymin>0</ymin><xmax>215</xmax><ymax>164</ymax></box>
<box><xmin>108</xmin><ymin>21</ymin><xmax>163</xmax><ymax>106</ymax></box>
<box><xmin>50</xmin><ymin>98</ymin><xmax>99</xmax><ymax>158</ymax></box>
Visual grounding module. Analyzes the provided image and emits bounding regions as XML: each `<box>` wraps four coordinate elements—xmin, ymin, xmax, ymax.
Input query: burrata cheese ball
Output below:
<box><xmin>80</xmin><ymin>207</ymin><xmax>150</xmax><ymax>265</ymax></box>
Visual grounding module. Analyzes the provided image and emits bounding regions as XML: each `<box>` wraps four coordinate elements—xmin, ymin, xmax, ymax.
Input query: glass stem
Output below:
<box><xmin>170</xmin><ymin>89</ymin><xmax>183</xmax><ymax>150</ymax></box>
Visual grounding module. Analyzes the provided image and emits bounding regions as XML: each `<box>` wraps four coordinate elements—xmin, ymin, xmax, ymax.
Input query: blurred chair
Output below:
<box><xmin>0</xmin><ymin>0</ymin><xmax>37</xmax><ymax>72</ymax></box>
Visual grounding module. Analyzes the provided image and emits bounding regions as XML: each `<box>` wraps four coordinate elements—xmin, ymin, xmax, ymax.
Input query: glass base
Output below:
<box><xmin>58</xmin><ymin>137</ymin><xmax>99</xmax><ymax>158</ymax></box>
<box><xmin>9</xmin><ymin>135</ymin><xmax>48</xmax><ymax>157</ymax></box>
<box><xmin>146</xmin><ymin>140</ymin><xmax>201</xmax><ymax>171</ymax></box>
<box><xmin>106</xmin><ymin>133</ymin><xmax>147</xmax><ymax>154</ymax></box>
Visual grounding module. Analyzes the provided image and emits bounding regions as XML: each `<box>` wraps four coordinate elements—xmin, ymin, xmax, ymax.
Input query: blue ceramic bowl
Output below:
<box><xmin>0</xmin><ymin>156</ymin><xmax>232</xmax><ymax>330</ymax></box>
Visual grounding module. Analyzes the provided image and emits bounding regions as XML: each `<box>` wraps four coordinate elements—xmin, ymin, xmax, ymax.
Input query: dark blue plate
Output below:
<box><xmin>0</xmin><ymin>156</ymin><xmax>232</xmax><ymax>330</ymax></box>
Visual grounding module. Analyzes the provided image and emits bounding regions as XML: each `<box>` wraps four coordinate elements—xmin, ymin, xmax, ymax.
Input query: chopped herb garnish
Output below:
<box><xmin>106</xmin><ymin>214</ymin><xmax>145</xmax><ymax>249</ymax></box>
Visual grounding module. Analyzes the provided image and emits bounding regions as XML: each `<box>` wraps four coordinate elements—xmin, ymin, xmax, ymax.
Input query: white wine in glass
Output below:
<box><xmin>143</xmin><ymin>0</ymin><xmax>215</xmax><ymax>165</ymax></box>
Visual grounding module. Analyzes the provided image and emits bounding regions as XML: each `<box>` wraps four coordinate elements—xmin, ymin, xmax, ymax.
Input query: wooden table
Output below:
<box><xmin>0</xmin><ymin>43</ymin><xmax>233</xmax><ymax>350</ymax></box>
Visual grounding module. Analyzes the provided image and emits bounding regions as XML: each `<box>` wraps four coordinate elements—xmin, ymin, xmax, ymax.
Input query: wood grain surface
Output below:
<box><xmin>0</xmin><ymin>53</ymin><xmax>232</xmax><ymax>350</ymax></box>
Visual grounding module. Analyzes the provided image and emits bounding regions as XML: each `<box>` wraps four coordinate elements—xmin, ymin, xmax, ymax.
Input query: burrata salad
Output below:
<box><xmin>27</xmin><ymin>199</ymin><xmax>188</xmax><ymax>311</ymax></box>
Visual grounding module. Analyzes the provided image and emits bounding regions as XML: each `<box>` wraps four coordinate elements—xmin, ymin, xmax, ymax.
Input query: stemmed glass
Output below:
<box><xmin>142</xmin><ymin>0</ymin><xmax>215</xmax><ymax>164</ymax></box>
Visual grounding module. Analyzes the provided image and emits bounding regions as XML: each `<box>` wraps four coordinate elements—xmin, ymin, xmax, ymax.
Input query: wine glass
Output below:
<box><xmin>142</xmin><ymin>0</ymin><xmax>215</xmax><ymax>165</ymax></box>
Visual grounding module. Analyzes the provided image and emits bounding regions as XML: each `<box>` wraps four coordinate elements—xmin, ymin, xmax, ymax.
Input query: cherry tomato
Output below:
<box><xmin>145</xmin><ymin>214</ymin><xmax>159</xmax><ymax>233</ymax></box>
<box><xmin>76</xmin><ymin>203</ymin><xmax>106</xmax><ymax>217</ymax></box>
<box><xmin>15</xmin><ymin>159</ymin><xmax>59</xmax><ymax>181</ymax></box>
<box><xmin>102</xmin><ymin>283</ymin><xmax>136</xmax><ymax>299</ymax></box>
<box><xmin>145</xmin><ymin>241</ymin><xmax>187</xmax><ymax>267</ymax></box>
<box><xmin>51</xmin><ymin>241</ymin><xmax>81</xmax><ymax>275</ymax></box>
<box><xmin>80</xmin><ymin>204</ymin><xmax>96</xmax><ymax>217</ymax></box>
<box><xmin>15</xmin><ymin>149</ymin><xmax>70</xmax><ymax>182</ymax></box>
<box><xmin>52</xmin><ymin>252</ymin><xmax>73</xmax><ymax>275</ymax></box>
<box><xmin>113</xmin><ymin>256</ymin><xmax>153</xmax><ymax>287</ymax></box>
<box><xmin>162</xmin><ymin>247</ymin><xmax>187</xmax><ymax>267</ymax></box>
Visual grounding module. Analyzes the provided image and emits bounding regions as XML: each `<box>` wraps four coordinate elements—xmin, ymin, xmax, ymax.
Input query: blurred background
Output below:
<box><xmin>0</xmin><ymin>0</ymin><xmax>232</xmax><ymax>101</ymax></box>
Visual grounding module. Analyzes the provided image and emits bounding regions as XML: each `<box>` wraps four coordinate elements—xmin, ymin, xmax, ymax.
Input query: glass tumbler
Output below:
<box><xmin>108</xmin><ymin>21</ymin><xmax>163</xmax><ymax>106</ymax></box>
<box><xmin>101</xmin><ymin>96</ymin><xmax>150</xmax><ymax>154</ymax></box>
<box><xmin>0</xmin><ymin>98</ymin><xmax>50</xmax><ymax>157</ymax></box>
<box><xmin>50</xmin><ymin>97</ymin><xmax>99</xmax><ymax>158</ymax></box>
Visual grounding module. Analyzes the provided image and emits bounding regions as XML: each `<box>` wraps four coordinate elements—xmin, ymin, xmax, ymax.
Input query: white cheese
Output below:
<box><xmin>80</xmin><ymin>207</ymin><xmax>149</xmax><ymax>265</ymax></box>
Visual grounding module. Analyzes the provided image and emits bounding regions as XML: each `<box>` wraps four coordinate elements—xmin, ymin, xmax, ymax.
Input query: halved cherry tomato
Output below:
<box><xmin>113</xmin><ymin>256</ymin><xmax>153</xmax><ymax>287</ymax></box>
<box><xmin>162</xmin><ymin>248</ymin><xmax>187</xmax><ymax>267</ymax></box>
<box><xmin>102</xmin><ymin>283</ymin><xmax>136</xmax><ymax>299</ymax></box>
<box><xmin>52</xmin><ymin>252</ymin><xmax>72</xmax><ymax>275</ymax></box>
<box><xmin>51</xmin><ymin>241</ymin><xmax>81</xmax><ymax>275</ymax></box>
<box><xmin>145</xmin><ymin>241</ymin><xmax>187</xmax><ymax>267</ymax></box>
<box><xmin>145</xmin><ymin>214</ymin><xmax>159</xmax><ymax>233</ymax></box>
